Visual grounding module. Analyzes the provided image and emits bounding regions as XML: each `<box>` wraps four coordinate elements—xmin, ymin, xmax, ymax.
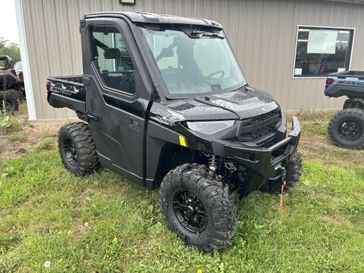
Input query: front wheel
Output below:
<box><xmin>328</xmin><ymin>109</ymin><xmax>364</xmax><ymax>149</ymax></box>
<box><xmin>160</xmin><ymin>164</ymin><xmax>237</xmax><ymax>253</ymax></box>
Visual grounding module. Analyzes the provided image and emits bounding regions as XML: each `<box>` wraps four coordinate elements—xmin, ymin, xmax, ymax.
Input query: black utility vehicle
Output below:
<box><xmin>325</xmin><ymin>71</ymin><xmax>364</xmax><ymax>149</ymax></box>
<box><xmin>47</xmin><ymin>12</ymin><xmax>302</xmax><ymax>252</ymax></box>
<box><xmin>0</xmin><ymin>55</ymin><xmax>25</xmax><ymax>112</ymax></box>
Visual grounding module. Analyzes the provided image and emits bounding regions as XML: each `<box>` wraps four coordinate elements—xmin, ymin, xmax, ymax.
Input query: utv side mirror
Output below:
<box><xmin>155</xmin><ymin>47</ymin><xmax>174</xmax><ymax>63</ymax></box>
<box><xmin>82</xmin><ymin>76</ymin><xmax>90</xmax><ymax>86</ymax></box>
<box><xmin>104</xmin><ymin>48</ymin><xmax>121</xmax><ymax>60</ymax></box>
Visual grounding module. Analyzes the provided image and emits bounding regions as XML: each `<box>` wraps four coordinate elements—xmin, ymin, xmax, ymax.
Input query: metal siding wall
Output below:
<box><xmin>20</xmin><ymin>0</ymin><xmax>364</xmax><ymax>120</ymax></box>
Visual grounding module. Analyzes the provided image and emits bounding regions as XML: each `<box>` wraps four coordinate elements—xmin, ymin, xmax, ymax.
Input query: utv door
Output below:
<box><xmin>82</xmin><ymin>18</ymin><xmax>151</xmax><ymax>184</ymax></box>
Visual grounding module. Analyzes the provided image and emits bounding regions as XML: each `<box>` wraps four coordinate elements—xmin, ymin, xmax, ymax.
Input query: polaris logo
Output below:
<box><xmin>51</xmin><ymin>86</ymin><xmax>76</xmax><ymax>96</ymax></box>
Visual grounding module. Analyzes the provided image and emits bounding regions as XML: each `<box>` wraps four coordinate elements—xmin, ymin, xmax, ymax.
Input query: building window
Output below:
<box><xmin>294</xmin><ymin>26</ymin><xmax>354</xmax><ymax>78</ymax></box>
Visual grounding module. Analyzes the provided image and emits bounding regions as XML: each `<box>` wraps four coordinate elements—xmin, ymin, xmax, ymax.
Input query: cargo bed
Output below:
<box><xmin>46</xmin><ymin>75</ymin><xmax>86</xmax><ymax>115</ymax></box>
<box><xmin>325</xmin><ymin>71</ymin><xmax>364</xmax><ymax>99</ymax></box>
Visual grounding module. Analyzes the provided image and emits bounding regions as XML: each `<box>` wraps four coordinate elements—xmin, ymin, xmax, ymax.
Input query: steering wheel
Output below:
<box><xmin>206</xmin><ymin>70</ymin><xmax>225</xmax><ymax>80</ymax></box>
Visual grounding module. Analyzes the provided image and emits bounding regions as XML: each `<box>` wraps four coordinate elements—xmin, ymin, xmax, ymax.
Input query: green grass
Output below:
<box><xmin>6</xmin><ymin>132</ymin><xmax>27</xmax><ymax>142</ymax></box>
<box><xmin>0</xmin><ymin>113</ymin><xmax>363</xmax><ymax>272</ymax></box>
<box><xmin>35</xmin><ymin>138</ymin><xmax>54</xmax><ymax>151</ymax></box>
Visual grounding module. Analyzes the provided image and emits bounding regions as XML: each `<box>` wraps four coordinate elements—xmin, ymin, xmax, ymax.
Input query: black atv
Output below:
<box><xmin>325</xmin><ymin>71</ymin><xmax>364</xmax><ymax>149</ymax></box>
<box><xmin>46</xmin><ymin>12</ymin><xmax>302</xmax><ymax>252</ymax></box>
<box><xmin>0</xmin><ymin>55</ymin><xmax>25</xmax><ymax>112</ymax></box>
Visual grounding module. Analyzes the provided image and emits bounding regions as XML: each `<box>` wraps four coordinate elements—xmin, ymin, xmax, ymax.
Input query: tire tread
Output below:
<box><xmin>328</xmin><ymin>108</ymin><xmax>364</xmax><ymax>150</ymax></box>
<box><xmin>58</xmin><ymin>122</ymin><xmax>100</xmax><ymax>176</ymax></box>
<box><xmin>160</xmin><ymin>164</ymin><xmax>237</xmax><ymax>253</ymax></box>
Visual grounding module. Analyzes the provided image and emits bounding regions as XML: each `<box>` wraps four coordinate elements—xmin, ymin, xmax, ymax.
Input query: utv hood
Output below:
<box><xmin>164</xmin><ymin>88</ymin><xmax>279</xmax><ymax>121</ymax></box>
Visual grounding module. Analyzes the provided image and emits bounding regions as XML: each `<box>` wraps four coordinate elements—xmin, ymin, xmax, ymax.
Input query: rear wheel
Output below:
<box><xmin>0</xmin><ymin>91</ymin><xmax>20</xmax><ymax>112</ymax></box>
<box><xmin>160</xmin><ymin>164</ymin><xmax>237</xmax><ymax>252</ymax></box>
<box><xmin>58</xmin><ymin>122</ymin><xmax>100</xmax><ymax>176</ymax></box>
<box><xmin>343</xmin><ymin>98</ymin><xmax>364</xmax><ymax>110</ymax></box>
<box><xmin>328</xmin><ymin>108</ymin><xmax>364</xmax><ymax>149</ymax></box>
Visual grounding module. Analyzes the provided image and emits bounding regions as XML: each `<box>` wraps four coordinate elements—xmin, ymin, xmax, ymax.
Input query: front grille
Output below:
<box><xmin>238</xmin><ymin>108</ymin><xmax>281</xmax><ymax>144</ymax></box>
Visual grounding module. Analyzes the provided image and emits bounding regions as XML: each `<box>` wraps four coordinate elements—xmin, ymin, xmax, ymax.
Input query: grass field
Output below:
<box><xmin>0</xmin><ymin>109</ymin><xmax>363</xmax><ymax>273</ymax></box>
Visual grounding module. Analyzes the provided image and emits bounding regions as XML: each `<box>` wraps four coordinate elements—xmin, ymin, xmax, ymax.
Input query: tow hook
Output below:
<box><xmin>278</xmin><ymin>165</ymin><xmax>287</xmax><ymax>182</ymax></box>
<box><xmin>276</xmin><ymin>165</ymin><xmax>287</xmax><ymax>212</ymax></box>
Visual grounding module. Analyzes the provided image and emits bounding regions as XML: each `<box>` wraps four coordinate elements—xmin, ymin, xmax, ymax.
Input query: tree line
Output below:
<box><xmin>0</xmin><ymin>38</ymin><xmax>20</xmax><ymax>63</ymax></box>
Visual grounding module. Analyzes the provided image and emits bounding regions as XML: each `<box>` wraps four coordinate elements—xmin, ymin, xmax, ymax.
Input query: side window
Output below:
<box><xmin>90</xmin><ymin>26</ymin><xmax>135</xmax><ymax>94</ymax></box>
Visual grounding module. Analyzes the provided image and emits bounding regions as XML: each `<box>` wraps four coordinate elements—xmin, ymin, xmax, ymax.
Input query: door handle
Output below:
<box><xmin>128</xmin><ymin>118</ymin><xmax>141</xmax><ymax>132</ymax></box>
<box><xmin>86</xmin><ymin>113</ymin><xmax>98</xmax><ymax>121</ymax></box>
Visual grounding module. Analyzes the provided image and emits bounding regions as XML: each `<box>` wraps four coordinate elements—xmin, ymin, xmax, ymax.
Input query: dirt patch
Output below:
<box><xmin>0</xmin><ymin>110</ymin><xmax>65</xmax><ymax>161</ymax></box>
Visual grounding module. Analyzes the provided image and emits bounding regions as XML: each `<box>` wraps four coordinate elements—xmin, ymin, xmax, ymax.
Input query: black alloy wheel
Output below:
<box><xmin>62</xmin><ymin>137</ymin><xmax>78</xmax><ymax>167</ymax></box>
<box><xmin>172</xmin><ymin>189</ymin><xmax>208</xmax><ymax>234</ymax></box>
<box><xmin>337</xmin><ymin>120</ymin><xmax>362</xmax><ymax>142</ymax></box>
<box><xmin>328</xmin><ymin>108</ymin><xmax>364</xmax><ymax>149</ymax></box>
<box><xmin>160</xmin><ymin>163</ymin><xmax>237</xmax><ymax>252</ymax></box>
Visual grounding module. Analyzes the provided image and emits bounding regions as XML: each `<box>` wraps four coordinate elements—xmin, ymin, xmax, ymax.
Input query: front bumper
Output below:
<box><xmin>211</xmin><ymin>116</ymin><xmax>301</xmax><ymax>195</ymax></box>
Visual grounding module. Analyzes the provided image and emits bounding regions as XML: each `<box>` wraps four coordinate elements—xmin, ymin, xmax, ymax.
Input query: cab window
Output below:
<box><xmin>90</xmin><ymin>26</ymin><xmax>135</xmax><ymax>94</ymax></box>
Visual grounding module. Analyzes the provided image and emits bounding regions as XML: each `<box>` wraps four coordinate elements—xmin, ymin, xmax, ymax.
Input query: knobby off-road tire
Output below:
<box><xmin>58</xmin><ymin>122</ymin><xmax>100</xmax><ymax>176</ymax></box>
<box><xmin>328</xmin><ymin>108</ymin><xmax>364</xmax><ymax>149</ymax></box>
<box><xmin>160</xmin><ymin>163</ymin><xmax>238</xmax><ymax>253</ymax></box>
<box><xmin>260</xmin><ymin>151</ymin><xmax>303</xmax><ymax>193</ymax></box>
<box><xmin>0</xmin><ymin>91</ymin><xmax>20</xmax><ymax>112</ymax></box>
<box><xmin>343</xmin><ymin>98</ymin><xmax>364</xmax><ymax>110</ymax></box>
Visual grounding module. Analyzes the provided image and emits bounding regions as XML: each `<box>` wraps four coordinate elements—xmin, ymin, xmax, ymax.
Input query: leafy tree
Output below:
<box><xmin>0</xmin><ymin>38</ymin><xmax>20</xmax><ymax>63</ymax></box>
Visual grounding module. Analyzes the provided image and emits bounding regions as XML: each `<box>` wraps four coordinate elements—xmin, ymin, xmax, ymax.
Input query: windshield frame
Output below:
<box><xmin>136</xmin><ymin>24</ymin><xmax>247</xmax><ymax>100</ymax></box>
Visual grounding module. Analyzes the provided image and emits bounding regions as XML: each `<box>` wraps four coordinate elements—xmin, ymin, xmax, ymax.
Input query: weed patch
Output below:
<box><xmin>6</xmin><ymin>132</ymin><xmax>27</xmax><ymax>142</ymax></box>
<box><xmin>0</xmin><ymin>111</ymin><xmax>20</xmax><ymax>132</ymax></box>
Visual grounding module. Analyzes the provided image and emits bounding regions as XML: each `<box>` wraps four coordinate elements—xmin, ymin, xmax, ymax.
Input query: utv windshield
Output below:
<box><xmin>139</xmin><ymin>26</ymin><xmax>246</xmax><ymax>96</ymax></box>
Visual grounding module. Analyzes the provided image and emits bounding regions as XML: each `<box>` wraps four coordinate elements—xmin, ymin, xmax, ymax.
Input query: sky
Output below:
<box><xmin>0</xmin><ymin>0</ymin><xmax>19</xmax><ymax>43</ymax></box>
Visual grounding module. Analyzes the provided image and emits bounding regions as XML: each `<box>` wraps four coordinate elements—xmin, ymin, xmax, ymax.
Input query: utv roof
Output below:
<box><xmin>0</xmin><ymin>55</ymin><xmax>12</xmax><ymax>61</ymax></box>
<box><xmin>84</xmin><ymin>11</ymin><xmax>223</xmax><ymax>29</ymax></box>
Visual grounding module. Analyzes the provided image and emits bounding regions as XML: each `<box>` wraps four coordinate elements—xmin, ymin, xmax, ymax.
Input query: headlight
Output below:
<box><xmin>186</xmin><ymin>120</ymin><xmax>235</xmax><ymax>135</ymax></box>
